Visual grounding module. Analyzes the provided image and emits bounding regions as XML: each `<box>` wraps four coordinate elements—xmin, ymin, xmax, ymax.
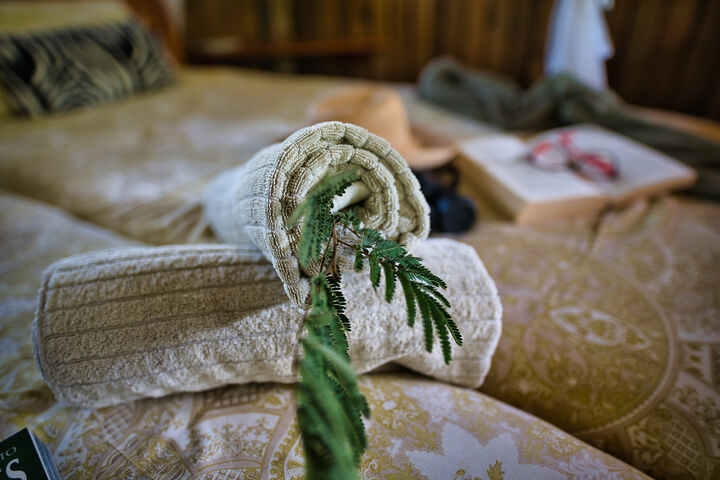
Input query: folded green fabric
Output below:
<box><xmin>417</xmin><ymin>57</ymin><xmax>720</xmax><ymax>200</ymax></box>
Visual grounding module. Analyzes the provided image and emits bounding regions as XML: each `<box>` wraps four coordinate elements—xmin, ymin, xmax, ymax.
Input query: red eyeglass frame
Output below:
<box><xmin>528</xmin><ymin>130</ymin><xmax>620</xmax><ymax>182</ymax></box>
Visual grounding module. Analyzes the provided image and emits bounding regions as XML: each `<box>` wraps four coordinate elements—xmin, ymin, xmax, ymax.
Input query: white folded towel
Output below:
<box><xmin>33</xmin><ymin>239</ymin><xmax>502</xmax><ymax>408</ymax></box>
<box><xmin>204</xmin><ymin>121</ymin><xmax>430</xmax><ymax>305</ymax></box>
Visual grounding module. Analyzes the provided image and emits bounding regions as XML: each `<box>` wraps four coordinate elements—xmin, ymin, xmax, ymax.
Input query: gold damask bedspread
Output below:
<box><xmin>462</xmin><ymin>196</ymin><xmax>720</xmax><ymax>479</ymax></box>
<box><xmin>0</xmin><ymin>191</ymin><xmax>646</xmax><ymax>479</ymax></box>
<box><xmin>0</xmin><ymin>67</ymin><xmax>718</xmax><ymax>479</ymax></box>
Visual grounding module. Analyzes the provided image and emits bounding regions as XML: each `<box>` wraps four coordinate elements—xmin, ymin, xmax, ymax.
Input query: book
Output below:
<box><xmin>0</xmin><ymin>428</ymin><xmax>62</xmax><ymax>480</ymax></box>
<box><xmin>456</xmin><ymin>125</ymin><xmax>697</xmax><ymax>224</ymax></box>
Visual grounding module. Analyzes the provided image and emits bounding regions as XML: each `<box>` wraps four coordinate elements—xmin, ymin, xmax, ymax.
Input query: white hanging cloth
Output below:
<box><xmin>545</xmin><ymin>0</ymin><xmax>615</xmax><ymax>90</ymax></box>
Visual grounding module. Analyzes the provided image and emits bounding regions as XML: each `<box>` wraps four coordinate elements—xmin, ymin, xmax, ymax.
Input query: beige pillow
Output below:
<box><xmin>0</xmin><ymin>1</ymin><xmax>132</xmax><ymax>34</ymax></box>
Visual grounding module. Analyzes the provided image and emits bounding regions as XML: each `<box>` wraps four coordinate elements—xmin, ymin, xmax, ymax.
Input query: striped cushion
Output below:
<box><xmin>0</xmin><ymin>19</ymin><xmax>174</xmax><ymax>117</ymax></box>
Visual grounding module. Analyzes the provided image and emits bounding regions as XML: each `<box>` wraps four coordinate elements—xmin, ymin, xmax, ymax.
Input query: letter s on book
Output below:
<box><xmin>6</xmin><ymin>459</ymin><xmax>28</xmax><ymax>480</ymax></box>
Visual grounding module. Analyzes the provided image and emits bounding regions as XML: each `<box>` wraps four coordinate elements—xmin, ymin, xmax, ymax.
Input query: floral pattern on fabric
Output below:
<box><xmin>1</xmin><ymin>67</ymin><xmax>716</xmax><ymax>478</ymax></box>
<box><xmin>0</xmin><ymin>191</ymin><xmax>648</xmax><ymax>479</ymax></box>
<box><xmin>407</xmin><ymin>426</ymin><xmax>566</xmax><ymax>480</ymax></box>
<box><xmin>462</xmin><ymin>197</ymin><xmax>720</xmax><ymax>479</ymax></box>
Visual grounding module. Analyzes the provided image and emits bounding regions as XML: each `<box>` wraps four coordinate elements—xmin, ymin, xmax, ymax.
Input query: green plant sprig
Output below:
<box><xmin>289</xmin><ymin>169</ymin><xmax>462</xmax><ymax>479</ymax></box>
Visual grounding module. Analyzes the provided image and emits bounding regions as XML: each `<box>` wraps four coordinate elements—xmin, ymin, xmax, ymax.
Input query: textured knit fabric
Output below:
<box><xmin>33</xmin><ymin>239</ymin><xmax>501</xmax><ymax>408</ymax></box>
<box><xmin>204</xmin><ymin>121</ymin><xmax>431</xmax><ymax>305</ymax></box>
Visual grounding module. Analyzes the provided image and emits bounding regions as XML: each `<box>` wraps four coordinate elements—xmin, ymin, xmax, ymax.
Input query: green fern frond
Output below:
<box><xmin>290</xmin><ymin>170</ymin><xmax>361</xmax><ymax>267</ymax></box>
<box><xmin>371</xmin><ymin>239</ymin><xmax>406</xmax><ymax>261</ymax></box>
<box><xmin>418</xmin><ymin>285</ymin><xmax>452</xmax><ymax>318</ymax></box>
<box><xmin>397</xmin><ymin>273</ymin><xmax>417</xmax><ymax>327</ymax></box>
<box><xmin>359</xmin><ymin>228</ymin><xmax>382</xmax><ymax>249</ymax></box>
<box><xmin>290</xmin><ymin>170</ymin><xmax>464</xmax><ymax>479</ymax></box>
<box><xmin>416</xmin><ymin>282</ymin><xmax>451</xmax><ymax>308</ymax></box>
<box><xmin>305</xmin><ymin>339</ymin><xmax>368</xmax><ymax>413</ymax></box>
<box><xmin>369</xmin><ymin>255</ymin><xmax>381</xmax><ymax>289</ymax></box>
<box><xmin>399</xmin><ymin>260</ymin><xmax>447</xmax><ymax>289</ymax></box>
<box><xmin>353</xmin><ymin>247</ymin><xmax>364</xmax><ymax>272</ymax></box>
<box><xmin>334</xmin><ymin>208</ymin><xmax>363</xmax><ymax>230</ymax></box>
<box><xmin>446</xmin><ymin>317</ymin><xmax>463</xmax><ymax>346</ymax></box>
<box><xmin>382</xmin><ymin>262</ymin><xmax>396</xmax><ymax>302</ymax></box>
<box><xmin>415</xmin><ymin>290</ymin><xmax>435</xmax><ymax>352</ymax></box>
<box><xmin>350</xmin><ymin>229</ymin><xmax>460</xmax><ymax>362</ymax></box>
<box><xmin>297</xmin><ymin>347</ymin><xmax>358</xmax><ymax>479</ymax></box>
<box><xmin>297</xmin><ymin>394</ymin><xmax>357</xmax><ymax>479</ymax></box>
<box><xmin>327</xmin><ymin>274</ymin><xmax>350</xmax><ymax>331</ymax></box>
<box><xmin>428</xmin><ymin>300</ymin><xmax>452</xmax><ymax>364</ymax></box>
<box><xmin>301</xmin><ymin>331</ymin><xmax>369</xmax><ymax>470</ymax></box>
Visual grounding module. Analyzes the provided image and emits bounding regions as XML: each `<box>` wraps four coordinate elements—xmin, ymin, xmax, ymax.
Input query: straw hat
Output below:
<box><xmin>307</xmin><ymin>85</ymin><xmax>456</xmax><ymax>170</ymax></box>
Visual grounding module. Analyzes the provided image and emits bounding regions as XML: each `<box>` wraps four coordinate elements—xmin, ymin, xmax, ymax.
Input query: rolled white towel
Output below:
<box><xmin>204</xmin><ymin>121</ymin><xmax>430</xmax><ymax>305</ymax></box>
<box><xmin>33</xmin><ymin>239</ymin><xmax>502</xmax><ymax>408</ymax></box>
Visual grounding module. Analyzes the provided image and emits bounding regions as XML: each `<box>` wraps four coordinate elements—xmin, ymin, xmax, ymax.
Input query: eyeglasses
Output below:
<box><xmin>527</xmin><ymin>130</ymin><xmax>619</xmax><ymax>182</ymax></box>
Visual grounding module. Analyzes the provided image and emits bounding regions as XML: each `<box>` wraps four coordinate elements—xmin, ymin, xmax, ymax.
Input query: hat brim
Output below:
<box><xmin>397</xmin><ymin>126</ymin><xmax>457</xmax><ymax>170</ymax></box>
<box><xmin>398</xmin><ymin>142</ymin><xmax>457</xmax><ymax>170</ymax></box>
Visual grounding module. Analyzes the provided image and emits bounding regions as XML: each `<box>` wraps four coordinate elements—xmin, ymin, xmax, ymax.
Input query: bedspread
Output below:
<box><xmin>1</xmin><ymin>66</ymin><xmax>718</xmax><ymax>479</ymax></box>
<box><xmin>464</xmin><ymin>197</ymin><xmax>720</xmax><ymax>479</ymax></box>
<box><xmin>0</xmin><ymin>191</ymin><xmax>646</xmax><ymax>479</ymax></box>
<box><xmin>0</xmin><ymin>68</ymin><xmax>341</xmax><ymax>244</ymax></box>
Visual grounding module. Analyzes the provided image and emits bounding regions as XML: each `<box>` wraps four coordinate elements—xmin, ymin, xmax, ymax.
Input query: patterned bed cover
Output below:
<box><xmin>1</xmin><ymin>67</ymin><xmax>718</xmax><ymax>479</ymax></box>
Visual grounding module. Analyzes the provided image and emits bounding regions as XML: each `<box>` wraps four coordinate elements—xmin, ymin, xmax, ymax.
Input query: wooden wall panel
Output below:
<box><xmin>185</xmin><ymin>0</ymin><xmax>720</xmax><ymax>120</ymax></box>
<box><xmin>676</xmin><ymin>1</ymin><xmax>720</xmax><ymax>116</ymax></box>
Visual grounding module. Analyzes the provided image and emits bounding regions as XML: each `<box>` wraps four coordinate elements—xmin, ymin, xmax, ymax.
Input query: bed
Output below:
<box><xmin>1</xmin><ymin>2</ymin><xmax>719</xmax><ymax>479</ymax></box>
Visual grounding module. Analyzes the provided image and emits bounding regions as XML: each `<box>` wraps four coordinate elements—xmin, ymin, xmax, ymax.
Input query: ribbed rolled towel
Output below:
<box><xmin>33</xmin><ymin>239</ymin><xmax>501</xmax><ymax>408</ymax></box>
<box><xmin>204</xmin><ymin>121</ymin><xmax>430</xmax><ymax>305</ymax></box>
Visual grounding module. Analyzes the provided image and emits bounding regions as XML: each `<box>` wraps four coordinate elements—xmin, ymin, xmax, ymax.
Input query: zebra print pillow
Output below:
<box><xmin>0</xmin><ymin>19</ymin><xmax>175</xmax><ymax>117</ymax></box>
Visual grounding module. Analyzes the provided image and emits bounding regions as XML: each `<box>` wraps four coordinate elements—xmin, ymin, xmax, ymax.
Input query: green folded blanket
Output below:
<box><xmin>417</xmin><ymin>57</ymin><xmax>720</xmax><ymax>200</ymax></box>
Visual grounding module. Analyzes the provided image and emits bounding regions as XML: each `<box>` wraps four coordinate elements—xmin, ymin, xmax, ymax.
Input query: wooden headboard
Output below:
<box><xmin>124</xmin><ymin>0</ymin><xmax>183</xmax><ymax>62</ymax></box>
